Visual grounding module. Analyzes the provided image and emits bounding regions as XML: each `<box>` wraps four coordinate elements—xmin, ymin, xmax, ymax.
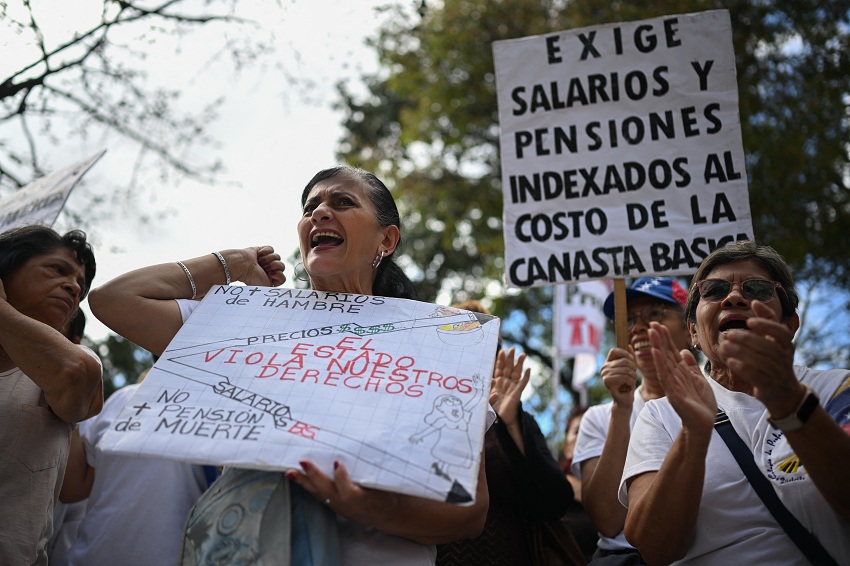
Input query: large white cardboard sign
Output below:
<box><xmin>0</xmin><ymin>151</ymin><xmax>105</xmax><ymax>232</ymax></box>
<box><xmin>100</xmin><ymin>286</ymin><xmax>500</xmax><ymax>504</ymax></box>
<box><xmin>493</xmin><ymin>10</ymin><xmax>753</xmax><ymax>288</ymax></box>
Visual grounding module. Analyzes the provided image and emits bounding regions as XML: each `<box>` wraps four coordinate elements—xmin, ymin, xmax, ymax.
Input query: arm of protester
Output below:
<box><xmin>624</xmin><ymin>323</ymin><xmax>715</xmax><ymax>565</ymax></box>
<box><xmin>582</xmin><ymin>347</ymin><xmax>637</xmax><ymax>537</ymax></box>
<box><xmin>59</xmin><ymin>428</ymin><xmax>95</xmax><ymax>503</ymax></box>
<box><xmin>289</xmin><ymin>455</ymin><xmax>488</xmax><ymax>545</ymax></box>
<box><xmin>489</xmin><ymin>347</ymin><xmax>531</xmax><ymax>453</ymax></box>
<box><xmin>88</xmin><ymin>247</ymin><xmax>284</xmax><ymax>356</ymax></box>
<box><xmin>495</xmin><ymin>410</ymin><xmax>574</xmax><ymax>520</ymax></box>
<box><xmin>724</xmin><ymin>301</ymin><xmax>850</xmax><ymax>519</ymax></box>
<box><xmin>0</xmin><ymin>286</ymin><xmax>102</xmax><ymax>423</ymax></box>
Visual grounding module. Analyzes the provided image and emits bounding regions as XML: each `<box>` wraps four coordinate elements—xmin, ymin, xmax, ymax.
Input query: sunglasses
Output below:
<box><xmin>627</xmin><ymin>305</ymin><xmax>671</xmax><ymax>331</ymax></box>
<box><xmin>696</xmin><ymin>278</ymin><xmax>783</xmax><ymax>303</ymax></box>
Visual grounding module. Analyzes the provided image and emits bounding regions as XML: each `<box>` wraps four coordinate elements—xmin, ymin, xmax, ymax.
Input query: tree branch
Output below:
<box><xmin>18</xmin><ymin>112</ymin><xmax>43</xmax><ymax>179</ymax></box>
<box><xmin>1</xmin><ymin>0</ymin><xmax>245</xmax><ymax>100</ymax></box>
<box><xmin>44</xmin><ymin>83</ymin><xmax>218</xmax><ymax>182</ymax></box>
<box><xmin>0</xmin><ymin>160</ymin><xmax>26</xmax><ymax>188</ymax></box>
<box><xmin>119</xmin><ymin>0</ymin><xmax>249</xmax><ymax>25</ymax></box>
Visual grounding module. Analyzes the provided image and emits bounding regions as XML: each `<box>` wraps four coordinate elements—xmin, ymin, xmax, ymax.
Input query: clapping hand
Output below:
<box><xmin>649</xmin><ymin>322</ymin><xmax>715</xmax><ymax>434</ymax></box>
<box><xmin>720</xmin><ymin>300</ymin><xmax>802</xmax><ymax>418</ymax></box>
<box><xmin>489</xmin><ymin>347</ymin><xmax>531</xmax><ymax>429</ymax></box>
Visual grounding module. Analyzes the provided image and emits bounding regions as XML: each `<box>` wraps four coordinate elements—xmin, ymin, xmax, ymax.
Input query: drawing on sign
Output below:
<box><xmin>101</xmin><ymin>287</ymin><xmax>500</xmax><ymax>504</ymax></box>
<box><xmin>430</xmin><ymin>305</ymin><xmax>486</xmax><ymax>345</ymax></box>
<box><xmin>409</xmin><ymin>372</ymin><xmax>484</xmax><ymax>481</ymax></box>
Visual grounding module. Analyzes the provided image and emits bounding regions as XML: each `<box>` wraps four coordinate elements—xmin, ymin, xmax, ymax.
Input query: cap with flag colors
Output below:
<box><xmin>602</xmin><ymin>277</ymin><xmax>688</xmax><ymax>320</ymax></box>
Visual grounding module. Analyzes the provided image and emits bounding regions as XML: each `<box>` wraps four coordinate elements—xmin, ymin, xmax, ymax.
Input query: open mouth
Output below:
<box><xmin>311</xmin><ymin>231</ymin><xmax>343</xmax><ymax>248</ymax></box>
<box><xmin>719</xmin><ymin>319</ymin><xmax>749</xmax><ymax>332</ymax></box>
<box><xmin>632</xmin><ymin>339</ymin><xmax>651</xmax><ymax>352</ymax></box>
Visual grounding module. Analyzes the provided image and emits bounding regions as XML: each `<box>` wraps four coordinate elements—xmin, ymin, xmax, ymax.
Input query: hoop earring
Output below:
<box><xmin>294</xmin><ymin>262</ymin><xmax>311</xmax><ymax>282</ymax></box>
<box><xmin>372</xmin><ymin>251</ymin><xmax>384</xmax><ymax>269</ymax></box>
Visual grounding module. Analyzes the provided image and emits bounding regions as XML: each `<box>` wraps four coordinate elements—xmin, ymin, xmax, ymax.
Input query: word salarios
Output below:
<box><xmin>212</xmin><ymin>286</ymin><xmax>386</xmax><ymax>313</ymax></box>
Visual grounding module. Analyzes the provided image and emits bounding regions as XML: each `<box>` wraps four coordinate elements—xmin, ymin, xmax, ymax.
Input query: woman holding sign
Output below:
<box><xmin>620</xmin><ymin>241</ymin><xmax>850</xmax><ymax>564</ymax></box>
<box><xmin>89</xmin><ymin>166</ymin><xmax>488</xmax><ymax>565</ymax></box>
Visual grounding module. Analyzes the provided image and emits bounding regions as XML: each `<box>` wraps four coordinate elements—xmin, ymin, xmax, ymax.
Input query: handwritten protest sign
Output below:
<box><xmin>493</xmin><ymin>10</ymin><xmax>753</xmax><ymax>288</ymax></box>
<box><xmin>100</xmin><ymin>287</ymin><xmax>500</xmax><ymax>503</ymax></box>
<box><xmin>0</xmin><ymin>151</ymin><xmax>105</xmax><ymax>232</ymax></box>
<box><xmin>554</xmin><ymin>280</ymin><xmax>610</xmax><ymax>359</ymax></box>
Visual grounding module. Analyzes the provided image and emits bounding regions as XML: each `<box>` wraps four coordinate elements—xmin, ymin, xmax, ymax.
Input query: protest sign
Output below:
<box><xmin>100</xmin><ymin>287</ymin><xmax>500</xmax><ymax>504</ymax></box>
<box><xmin>493</xmin><ymin>10</ymin><xmax>753</xmax><ymax>288</ymax></box>
<box><xmin>0</xmin><ymin>151</ymin><xmax>105</xmax><ymax>232</ymax></box>
<box><xmin>554</xmin><ymin>281</ymin><xmax>610</xmax><ymax>397</ymax></box>
<box><xmin>553</xmin><ymin>280</ymin><xmax>610</xmax><ymax>359</ymax></box>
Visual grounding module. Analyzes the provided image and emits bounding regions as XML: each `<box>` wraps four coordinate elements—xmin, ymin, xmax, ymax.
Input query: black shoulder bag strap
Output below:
<box><xmin>714</xmin><ymin>409</ymin><xmax>838</xmax><ymax>566</ymax></box>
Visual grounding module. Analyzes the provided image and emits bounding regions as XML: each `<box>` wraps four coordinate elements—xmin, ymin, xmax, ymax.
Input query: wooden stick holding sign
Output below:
<box><xmin>612</xmin><ymin>279</ymin><xmax>632</xmax><ymax>394</ymax></box>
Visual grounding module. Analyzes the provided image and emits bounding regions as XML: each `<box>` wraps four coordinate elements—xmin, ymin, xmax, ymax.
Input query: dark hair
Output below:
<box><xmin>684</xmin><ymin>240</ymin><xmax>798</xmax><ymax>322</ymax></box>
<box><xmin>64</xmin><ymin>308</ymin><xmax>87</xmax><ymax>342</ymax></box>
<box><xmin>565</xmin><ymin>405</ymin><xmax>588</xmax><ymax>433</ymax></box>
<box><xmin>0</xmin><ymin>225</ymin><xmax>96</xmax><ymax>298</ymax></box>
<box><xmin>301</xmin><ymin>166</ymin><xmax>416</xmax><ymax>300</ymax></box>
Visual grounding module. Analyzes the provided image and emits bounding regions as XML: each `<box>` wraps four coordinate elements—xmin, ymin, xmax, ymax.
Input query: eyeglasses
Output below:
<box><xmin>696</xmin><ymin>278</ymin><xmax>783</xmax><ymax>303</ymax></box>
<box><xmin>627</xmin><ymin>305</ymin><xmax>671</xmax><ymax>331</ymax></box>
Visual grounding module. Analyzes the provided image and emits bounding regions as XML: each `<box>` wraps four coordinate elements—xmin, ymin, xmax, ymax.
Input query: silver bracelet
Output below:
<box><xmin>211</xmin><ymin>251</ymin><xmax>231</xmax><ymax>285</ymax></box>
<box><xmin>176</xmin><ymin>260</ymin><xmax>197</xmax><ymax>299</ymax></box>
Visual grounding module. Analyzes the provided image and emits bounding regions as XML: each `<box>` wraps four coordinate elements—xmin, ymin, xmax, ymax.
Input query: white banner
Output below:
<box><xmin>0</xmin><ymin>151</ymin><xmax>105</xmax><ymax>232</ymax></box>
<box><xmin>573</xmin><ymin>352</ymin><xmax>599</xmax><ymax>391</ymax></box>
<box><xmin>100</xmin><ymin>287</ymin><xmax>500</xmax><ymax>504</ymax></box>
<box><xmin>553</xmin><ymin>280</ymin><xmax>610</xmax><ymax>359</ymax></box>
<box><xmin>493</xmin><ymin>10</ymin><xmax>753</xmax><ymax>288</ymax></box>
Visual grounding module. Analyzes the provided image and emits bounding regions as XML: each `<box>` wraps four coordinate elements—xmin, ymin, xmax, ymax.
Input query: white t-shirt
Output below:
<box><xmin>55</xmin><ymin>384</ymin><xmax>210</xmax><ymax>566</ymax></box>
<box><xmin>619</xmin><ymin>367</ymin><xmax>850</xmax><ymax>565</ymax></box>
<box><xmin>570</xmin><ymin>387</ymin><xmax>647</xmax><ymax>551</ymax></box>
<box><xmin>177</xmin><ymin>298</ymin><xmax>439</xmax><ymax>565</ymax></box>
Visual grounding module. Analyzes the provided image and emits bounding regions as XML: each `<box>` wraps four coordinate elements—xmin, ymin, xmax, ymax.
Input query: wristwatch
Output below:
<box><xmin>768</xmin><ymin>384</ymin><xmax>819</xmax><ymax>432</ymax></box>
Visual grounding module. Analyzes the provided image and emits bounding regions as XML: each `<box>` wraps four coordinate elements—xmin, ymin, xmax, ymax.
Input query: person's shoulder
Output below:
<box><xmin>793</xmin><ymin>365</ymin><xmax>850</xmax><ymax>379</ymax></box>
<box><xmin>584</xmin><ymin>401</ymin><xmax>613</xmax><ymax>418</ymax></box>
<box><xmin>642</xmin><ymin>396</ymin><xmax>673</xmax><ymax>409</ymax></box>
<box><xmin>794</xmin><ymin>365</ymin><xmax>850</xmax><ymax>399</ymax></box>
<box><xmin>104</xmin><ymin>384</ymin><xmax>140</xmax><ymax>408</ymax></box>
<box><xmin>639</xmin><ymin>396</ymin><xmax>677</xmax><ymax>422</ymax></box>
<box><xmin>577</xmin><ymin>402</ymin><xmax>614</xmax><ymax>436</ymax></box>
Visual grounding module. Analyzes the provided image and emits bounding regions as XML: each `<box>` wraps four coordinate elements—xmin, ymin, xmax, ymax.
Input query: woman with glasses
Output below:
<box><xmin>621</xmin><ymin>241</ymin><xmax>850</xmax><ymax>564</ymax></box>
<box><xmin>572</xmin><ymin>276</ymin><xmax>690</xmax><ymax>565</ymax></box>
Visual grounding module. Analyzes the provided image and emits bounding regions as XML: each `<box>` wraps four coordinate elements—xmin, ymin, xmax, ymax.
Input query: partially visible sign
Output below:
<box><xmin>0</xmin><ymin>151</ymin><xmax>105</xmax><ymax>232</ymax></box>
<box><xmin>554</xmin><ymin>280</ymin><xmax>610</xmax><ymax>359</ymax></box>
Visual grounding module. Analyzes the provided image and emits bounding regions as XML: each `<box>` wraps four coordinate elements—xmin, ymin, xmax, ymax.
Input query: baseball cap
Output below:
<box><xmin>602</xmin><ymin>277</ymin><xmax>688</xmax><ymax>319</ymax></box>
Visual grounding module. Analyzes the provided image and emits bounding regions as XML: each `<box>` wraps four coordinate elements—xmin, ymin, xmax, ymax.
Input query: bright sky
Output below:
<box><xmin>4</xmin><ymin>0</ymin><xmax>394</xmax><ymax>340</ymax></box>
